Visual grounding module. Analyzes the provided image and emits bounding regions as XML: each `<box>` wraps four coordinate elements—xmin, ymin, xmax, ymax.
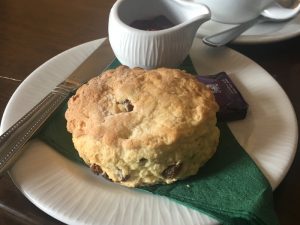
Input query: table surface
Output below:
<box><xmin>0</xmin><ymin>0</ymin><xmax>299</xmax><ymax>224</ymax></box>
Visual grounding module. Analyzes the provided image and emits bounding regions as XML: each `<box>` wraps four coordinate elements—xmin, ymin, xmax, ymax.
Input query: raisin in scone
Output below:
<box><xmin>65</xmin><ymin>66</ymin><xmax>219</xmax><ymax>187</ymax></box>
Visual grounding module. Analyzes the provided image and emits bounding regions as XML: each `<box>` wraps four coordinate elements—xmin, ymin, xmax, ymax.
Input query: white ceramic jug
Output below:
<box><xmin>108</xmin><ymin>0</ymin><xmax>210</xmax><ymax>69</ymax></box>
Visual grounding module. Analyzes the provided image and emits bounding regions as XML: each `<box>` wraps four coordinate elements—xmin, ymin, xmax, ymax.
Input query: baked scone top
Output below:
<box><xmin>66</xmin><ymin>66</ymin><xmax>218</xmax><ymax>151</ymax></box>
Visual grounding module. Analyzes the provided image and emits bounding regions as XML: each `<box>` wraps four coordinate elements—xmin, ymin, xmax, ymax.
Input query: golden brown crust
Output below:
<box><xmin>65</xmin><ymin>66</ymin><xmax>219</xmax><ymax>187</ymax></box>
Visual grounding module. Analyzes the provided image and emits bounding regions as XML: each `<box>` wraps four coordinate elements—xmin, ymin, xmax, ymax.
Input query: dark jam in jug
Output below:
<box><xmin>130</xmin><ymin>15</ymin><xmax>175</xmax><ymax>31</ymax></box>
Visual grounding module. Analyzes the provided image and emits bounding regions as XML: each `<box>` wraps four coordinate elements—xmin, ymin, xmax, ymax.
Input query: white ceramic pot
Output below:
<box><xmin>108</xmin><ymin>0</ymin><xmax>210</xmax><ymax>69</ymax></box>
<box><xmin>182</xmin><ymin>0</ymin><xmax>275</xmax><ymax>24</ymax></box>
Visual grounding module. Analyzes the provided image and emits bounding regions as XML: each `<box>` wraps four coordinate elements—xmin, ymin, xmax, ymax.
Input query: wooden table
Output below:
<box><xmin>0</xmin><ymin>0</ymin><xmax>299</xmax><ymax>224</ymax></box>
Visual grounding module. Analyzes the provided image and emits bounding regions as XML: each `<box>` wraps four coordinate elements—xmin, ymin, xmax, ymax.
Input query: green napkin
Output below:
<box><xmin>38</xmin><ymin>58</ymin><xmax>279</xmax><ymax>225</ymax></box>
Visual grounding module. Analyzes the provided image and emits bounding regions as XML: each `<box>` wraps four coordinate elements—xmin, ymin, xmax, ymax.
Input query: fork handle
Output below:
<box><xmin>0</xmin><ymin>82</ymin><xmax>73</xmax><ymax>175</ymax></box>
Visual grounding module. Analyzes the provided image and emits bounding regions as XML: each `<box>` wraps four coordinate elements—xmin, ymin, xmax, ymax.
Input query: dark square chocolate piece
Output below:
<box><xmin>197</xmin><ymin>72</ymin><xmax>248</xmax><ymax>122</ymax></box>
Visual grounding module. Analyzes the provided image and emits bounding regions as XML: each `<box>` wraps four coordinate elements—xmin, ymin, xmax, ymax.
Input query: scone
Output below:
<box><xmin>65</xmin><ymin>66</ymin><xmax>220</xmax><ymax>187</ymax></box>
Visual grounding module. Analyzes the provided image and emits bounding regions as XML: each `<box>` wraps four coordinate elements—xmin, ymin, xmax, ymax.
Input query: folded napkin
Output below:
<box><xmin>38</xmin><ymin>58</ymin><xmax>279</xmax><ymax>225</ymax></box>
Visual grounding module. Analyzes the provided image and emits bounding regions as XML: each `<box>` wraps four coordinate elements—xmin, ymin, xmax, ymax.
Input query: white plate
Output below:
<box><xmin>0</xmin><ymin>38</ymin><xmax>298</xmax><ymax>225</ymax></box>
<box><xmin>197</xmin><ymin>14</ymin><xmax>300</xmax><ymax>44</ymax></box>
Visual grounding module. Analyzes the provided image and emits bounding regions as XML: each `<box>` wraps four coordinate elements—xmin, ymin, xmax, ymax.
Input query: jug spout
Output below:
<box><xmin>168</xmin><ymin>0</ymin><xmax>211</xmax><ymax>29</ymax></box>
<box><xmin>170</xmin><ymin>0</ymin><xmax>211</xmax><ymax>40</ymax></box>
